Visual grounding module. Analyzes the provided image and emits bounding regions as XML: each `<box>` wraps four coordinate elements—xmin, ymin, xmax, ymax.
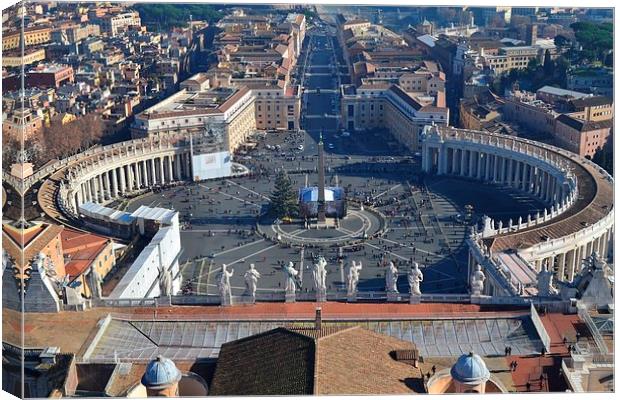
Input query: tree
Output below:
<box><xmin>270</xmin><ymin>170</ymin><xmax>298</xmax><ymax>218</ymax></box>
<box><xmin>543</xmin><ymin>49</ymin><xmax>554</xmax><ymax>75</ymax></box>
<box><xmin>570</xmin><ymin>21</ymin><xmax>613</xmax><ymax>62</ymax></box>
<box><xmin>554</xmin><ymin>34</ymin><xmax>570</xmax><ymax>48</ymax></box>
<box><xmin>41</xmin><ymin>114</ymin><xmax>104</xmax><ymax>162</ymax></box>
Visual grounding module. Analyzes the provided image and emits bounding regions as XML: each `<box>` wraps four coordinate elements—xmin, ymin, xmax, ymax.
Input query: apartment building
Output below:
<box><xmin>131</xmin><ymin>86</ymin><xmax>256</xmax><ymax>153</ymax></box>
<box><xmin>340</xmin><ymin>84</ymin><xmax>449</xmax><ymax>151</ymax></box>
<box><xmin>481</xmin><ymin>46</ymin><xmax>539</xmax><ymax>74</ymax></box>
<box><xmin>2</xmin><ymin>26</ymin><xmax>51</xmax><ymax>50</ymax></box>
<box><xmin>502</xmin><ymin>90</ymin><xmax>557</xmax><ymax>136</ymax></box>
<box><xmin>250</xmin><ymin>83</ymin><xmax>301</xmax><ymax>131</ymax></box>
<box><xmin>554</xmin><ymin>115</ymin><xmax>612</xmax><ymax>157</ymax></box>
<box><xmin>2</xmin><ymin>48</ymin><xmax>46</xmax><ymax>67</ymax></box>
<box><xmin>96</xmin><ymin>11</ymin><xmax>142</xmax><ymax>35</ymax></box>
<box><xmin>568</xmin><ymin>96</ymin><xmax>614</xmax><ymax>122</ymax></box>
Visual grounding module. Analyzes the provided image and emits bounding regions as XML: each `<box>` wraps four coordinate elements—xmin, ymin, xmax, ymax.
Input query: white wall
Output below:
<box><xmin>191</xmin><ymin>151</ymin><xmax>232</xmax><ymax>181</ymax></box>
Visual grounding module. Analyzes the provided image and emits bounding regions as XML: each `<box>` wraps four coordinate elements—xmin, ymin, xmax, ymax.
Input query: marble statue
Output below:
<box><xmin>346</xmin><ymin>260</ymin><xmax>363</xmax><ymax>296</ymax></box>
<box><xmin>90</xmin><ymin>268</ymin><xmax>104</xmax><ymax>299</ymax></box>
<box><xmin>217</xmin><ymin>264</ymin><xmax>234</xmax><ymax>304</ymax></box>
<box><xmin>283</xmin><ymin>261</ymin><xmax>299</xmax><ymax>294</ymax></box>
<box><xmin>244</xmin><ymin>264</ymin><xmax>261</xmax><ymax>299</ymax></box>
<box><xmin>408</xmin><ymin>262</ymin><xmax>423</xmax><ymax>296</ymax></box>
<box><xmin>471</xmin><ymin>264</ymin><xmax>485</xmax><ymax>296</ymax></box>
<box><xmin>537</xmin><ymin>262</ymin><xmax>558</xmax><ymax>297</ymax></box>
<box><xmin>34</xmin><ymin>252</ymin><xmax>47</xmax><ymax>273</ymax></box>
<box><xmin>158</xmin><ymin>265</ymin><xmax>173</xmax><ymax>297</ymax></box>
<box><xmin>311</xmin><ymin>256</ymin><xmax>328</xmax><ymax>292</ymax></box>
<box><xmin>385</xmin><ymin>261</ymin><xmax>398</xmax><ymax>293</ymax></box>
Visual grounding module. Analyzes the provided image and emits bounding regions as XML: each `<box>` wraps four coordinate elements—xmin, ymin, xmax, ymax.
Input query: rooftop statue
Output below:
<box><xmin>346</xmin><ymin>260</ymin><xmax>362</xmax><ymax>296</ymax></box>
<box><xmin>244</xmin><ymin>263</ymin><xmax>261</xmax><ymax>299</ymax></box>
<box><xmin>408</xmin><ymin>262</ymin><xmax>423</xmax><ymax>296</ymax></box>
<box><xmin>385</xmin><ymin>261</ymin><xmax>398</xmax><ymax>293</ymax></box>
<box><xmin>283</xmin><ymin>261</ymin><xmax>299</xmax><ymax>294</ymax></box>
<box><xmin>217</xmin><ymin>264</ymin><xmax>234</xmax><ymax>305</ymax></box>
<box><xmin>471</xmin><ymin>264</ymin><xmax>485</xmax><ymax>296</ymax></box>
<box><xmin>311</xmin><ymin>256</ymin><xmax>328</xmax><ymax>292</ymax></box>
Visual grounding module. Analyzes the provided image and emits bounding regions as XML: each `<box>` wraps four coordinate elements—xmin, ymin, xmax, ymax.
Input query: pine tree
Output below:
<box><xmin>270</xmin><ymin>170</ymin><xmax>298</xmax><ymax>218</ymax></box>
<box><xmin>543</xmin><ymin>49</ymin><xmax>554</xmax><ymax>75</ymax></box>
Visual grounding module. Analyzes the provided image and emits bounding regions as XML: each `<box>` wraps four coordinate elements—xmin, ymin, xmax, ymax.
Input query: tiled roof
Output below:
<box><xmin>569</xmin><ymin>95</ymin><xmax>613</xmax><ymax>108</ymax></box>
<box><xmin>210</xmin><ymin>328</ymin><xmax>315</xmax><ymax>396</ymax></box>
<box><xmin>210</xmin><ymin>326</ymin><xmax>419</xmax><ymax>395</ymax></box>
<box><xmin>556</xmin><ymin>114</ymin><xmax>613</xmax><ymax>132</ymax></box>
<box><xmin>389</xmin><ymin>85</ymin><xmax>423</xmax><ymax>111</ymax></box>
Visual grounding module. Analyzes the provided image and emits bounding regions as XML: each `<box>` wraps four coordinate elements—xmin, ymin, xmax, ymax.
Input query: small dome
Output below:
<box><xmin>450</xmin><ymin>352</ymin><xmax>490</xmax><ymax>384</ymax></box>
<box><xmin>141</xmin><ymin>355</ymin><xmax>182</xmax><ymax>389</ymax></box>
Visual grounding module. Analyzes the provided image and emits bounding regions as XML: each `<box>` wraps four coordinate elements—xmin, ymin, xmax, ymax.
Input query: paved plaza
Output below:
<box><xmin>126</xmin><ymin>127</ymin><xmax>544</xmax><ymax>297</ymax></box>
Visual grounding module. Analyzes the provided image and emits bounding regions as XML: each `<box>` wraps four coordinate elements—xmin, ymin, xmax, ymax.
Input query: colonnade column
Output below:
<box><xmin>566</xmin><ymin>249</ymin><xmax>576</xmax><ymax>282</ymax></box>
<box><xmin>167</xmin><ymin>156</ymin><xmax>174</xmax><ymax>182</ymax></box>
<box><xmin>97</xmin><ymin>174</ymin><xmax>104</xmax><ymax>202</ymax></box>
<box><xmin>151</xmin><ymin>158</ymin><xmax>157</xmax><ymax>184</ymax></box>
<box><xmin>557</xmin><ymin>252</ymin><xmax>566</xmax><ymax>281</ymax></box>
<box><xmin>141</xmin><ymin>161</ymin><xmax>148</xmax><ymax>187</ymax></box>
<box><xmin>451</xmin><ymin>148</ymin><xmax>458</xmax><ymax>174</ymax></box>
<box><xmin>111</xmin><ymin>168</ymin><xmax>119</xmax><ymax>197</ymax></box>
<box><xmin>159</xmin><ymin>157</ymin><xmax>166</xmax><ymax>185</ymax></box>
<box><xmin>175</xmin><ymin>154</ymin><xmax>182</xmax><ymax>180</ymax></box>
<box><xmin>119</xmin><ymin>165</ymin><xmax>127</xmax><ymax>194</ymax></box>
<box><xmin>104</xmin><ymin>172</ymin><xmax>111</xmax><ymax>201</ymax></box>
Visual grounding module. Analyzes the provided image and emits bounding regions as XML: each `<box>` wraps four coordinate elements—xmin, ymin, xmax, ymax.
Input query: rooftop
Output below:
<box><xmin>140</xmin><ymin>86</ymin><xmax>250</xmax><ymax>119</ymax></box>
<box><xmin>537</xmin><ymin>85</ymin><xmax>590</xmax><ymax>99</ymax></box>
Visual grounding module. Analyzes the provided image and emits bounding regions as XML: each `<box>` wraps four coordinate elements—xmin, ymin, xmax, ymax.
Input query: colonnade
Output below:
<box><xmin>64</xmin><ymin>151</ymin><xmax>193</xmax><ymax>214</ymax></box>
<box><xmin>422</xmin><ymin>125</ymin><xmax>614</xmax><ymax>286</ymax></box>
<box><xmin>425</xmin><ymin>143</ymin><xmax>573</xmax><ymax>208</ymax></box>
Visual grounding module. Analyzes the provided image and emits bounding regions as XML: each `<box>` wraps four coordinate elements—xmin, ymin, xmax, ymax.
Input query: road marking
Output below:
<box><xmin>372</xmin><ymin>184</ymin><xmax>402</xmax><ymax>200</ymax></box>
<box><xmin>225</xmin><ymin>179</ymin><xmax>270</xmax><ymax>201</ymax></box>
<box><xmin>199</xmin><ymin>184</ymin><xmax>262</xmax><ymax>208</ymax></box>
<box><xmin>227</xmin><ymin>244</ymin><xmax>279</xmax><ymax>266</ymax></box>
<box><xmin>363</xmin><ymin>242</ymin><xmax>408</xmax><ymax>261</ymax></box>
<box><xmin>381</xmin><ymin>238</ymin><xmax>441</xmax><ymax>257</ymax></box>
<box><xmin>195</xmin><ymin>259</ymin><xmax>207</xmax><ymax>293</ymax></box>
<box><xmin>212</xmin><ymin>239</ymin><xmax>265</xmax><ymax>257</ymax></box>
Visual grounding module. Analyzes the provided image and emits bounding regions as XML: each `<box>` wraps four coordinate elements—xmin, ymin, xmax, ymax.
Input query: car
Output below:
<box><xmin>327</xmin><ymin>143</ymin><xmax>335</xmax><ymax>149</ymax></box>
<box><xmin>341</xmin><ymin>131</ymin><xmax>351</xmax><ymax>137</ymax></box>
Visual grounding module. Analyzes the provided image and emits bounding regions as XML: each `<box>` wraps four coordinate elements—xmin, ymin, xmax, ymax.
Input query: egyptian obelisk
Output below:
<box><xmin>317</xmin><ymin>130</ymin><xmax>326</xmax><ymax>223</ymax></box>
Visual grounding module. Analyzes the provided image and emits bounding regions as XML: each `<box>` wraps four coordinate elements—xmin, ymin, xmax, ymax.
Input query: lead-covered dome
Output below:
<box><xmin>141</xmin><ymin>355</ymin><xmax>182</xmax><ymax>389</ymax></box>
<box><xmin>450</xmin><ymin>352</ymin><xmax>490</xmax><ymax>384</ymax></box>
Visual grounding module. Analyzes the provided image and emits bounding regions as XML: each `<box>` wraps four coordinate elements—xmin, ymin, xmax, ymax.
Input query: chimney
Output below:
<box><xmin>315</xmin><ymin>307</ymin><xmax>322</xmax><ymax>330</ymax></box>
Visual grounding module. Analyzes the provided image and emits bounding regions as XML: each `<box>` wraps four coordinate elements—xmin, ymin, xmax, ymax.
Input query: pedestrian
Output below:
<box><xmin>431</xmin><ymin>365</ymin><xmax>436</xmax><ymax>374</ymax></box>
<box><xmin>526</xmin><ymin>382</ymin><xmax>531</xmax><ymax>391</ymax></box>
<box><xmin>513</xmin><ymin>361</ymin><xmax>518</xmax><ymax>371</ymax></box>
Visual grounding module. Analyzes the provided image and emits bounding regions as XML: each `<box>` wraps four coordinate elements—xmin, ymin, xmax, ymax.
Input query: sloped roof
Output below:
<box><xmin>210</xmin><ymin>328</ymin><xmax>315</xmax><ymax>396</ymax></box>
<box><xmin>556</xmin><ymin>114</ymin><xmax>613</xmax><ymax>132</ymax></box>
<box><xmin>210</xmin><ymin>326</ymin><xmax>418</xmax><ymax>395</ymax></box>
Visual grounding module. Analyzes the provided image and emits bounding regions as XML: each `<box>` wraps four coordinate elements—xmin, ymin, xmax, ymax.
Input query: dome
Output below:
<box><xmin>141</xmin><ymin>355</ymin><xmax>182</xmax><ymax>390</ymax></box>
<box><xmin>450</xmin><ymin>352</ymin><xmax>490</xmax><ymax>385</ymax></box>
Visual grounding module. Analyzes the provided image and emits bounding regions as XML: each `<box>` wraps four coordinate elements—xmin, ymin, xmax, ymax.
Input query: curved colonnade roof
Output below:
<box><xmin>436</xmin><ymin>127</ymin><xmax>613</xmax><ymax>253</ymax></box>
